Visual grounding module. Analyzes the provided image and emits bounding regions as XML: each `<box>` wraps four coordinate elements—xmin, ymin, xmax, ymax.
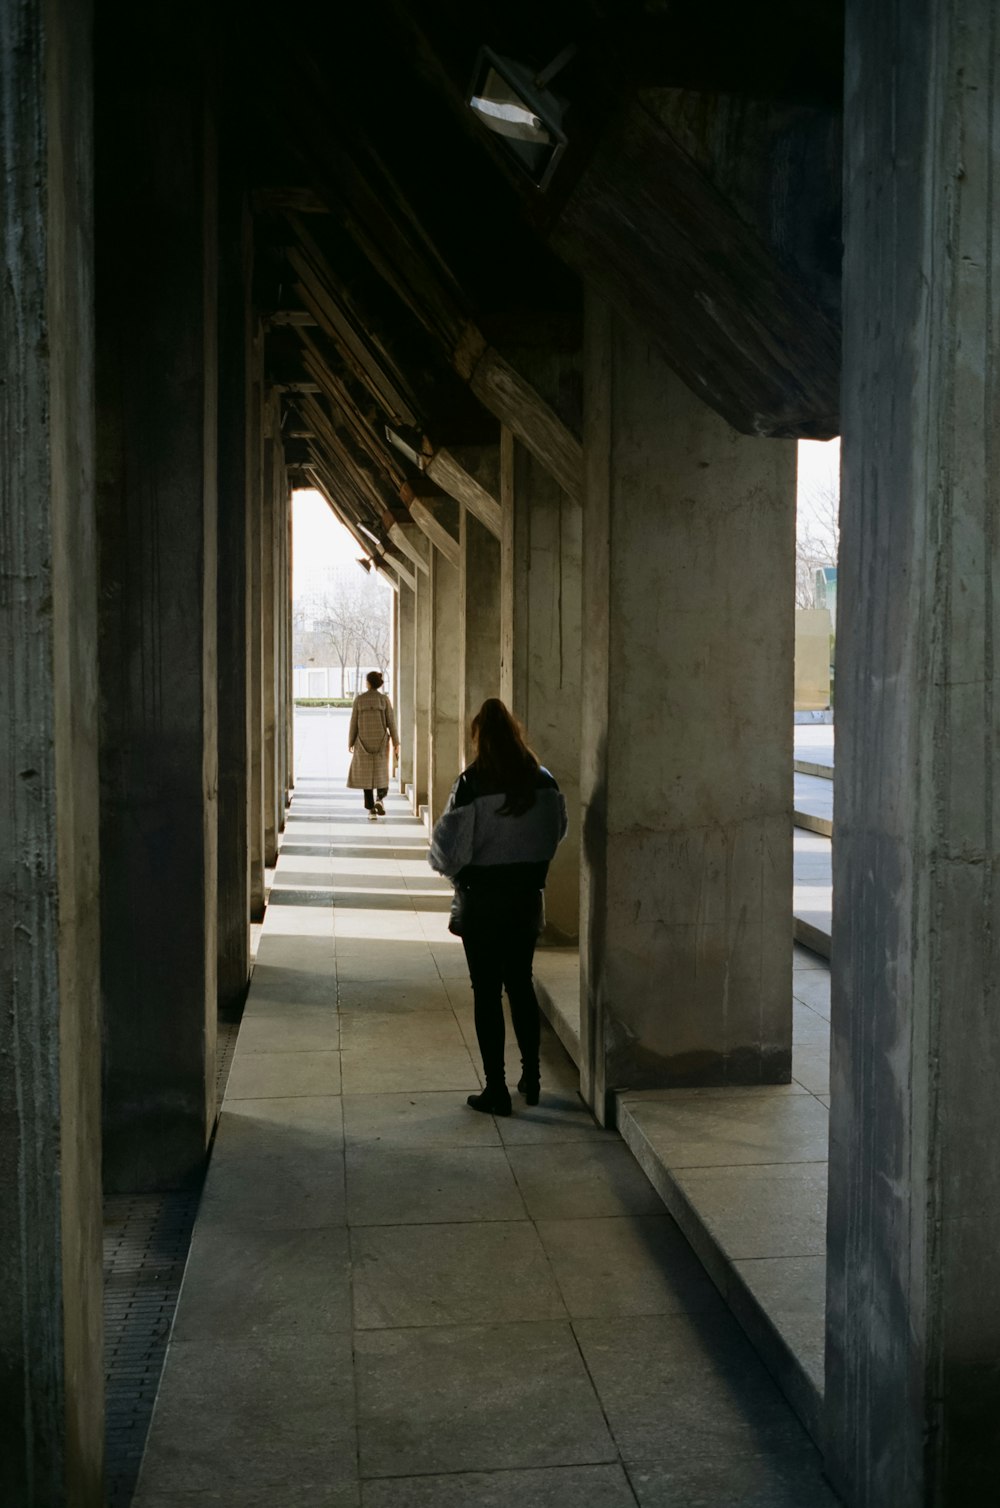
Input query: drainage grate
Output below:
<box><xmin>103</xmin><ymin>1015</ymin><xmax>242</xmax><ymax>1504</ymax></box>
<box><xmin>103</xmin><ymin>1191</ymin><xmax>199</xmax><ymax>1506</ymax></box>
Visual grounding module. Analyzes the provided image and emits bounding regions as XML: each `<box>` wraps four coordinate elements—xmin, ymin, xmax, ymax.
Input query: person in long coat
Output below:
<box><xmin>347</xmin><ymin>670</ymin><xmax>400</xmax><ymax>819</ymax></box>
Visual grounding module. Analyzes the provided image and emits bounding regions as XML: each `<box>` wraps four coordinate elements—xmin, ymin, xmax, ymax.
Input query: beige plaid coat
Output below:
<box><xmin>347</xmin><ymin>690</ymin><xmax>399</xmax><ymax>789</ymax></box>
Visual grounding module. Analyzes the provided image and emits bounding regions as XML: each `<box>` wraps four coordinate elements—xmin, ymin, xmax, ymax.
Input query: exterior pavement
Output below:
<box><xmin>131</xmin><ymin>708</ymin><xmax>839</xmax><ymax>1507</ymax></box>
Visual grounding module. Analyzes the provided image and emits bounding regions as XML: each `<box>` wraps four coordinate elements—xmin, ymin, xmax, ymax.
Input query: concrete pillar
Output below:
<box><xmin>580</xmin><ymin>295</ymin><xmax>794</xmax><ymax>1123</ymax></box>
<box><xmin>500</xmin><ymin>419</ymin><xmax>583</xmax><ymax>942</ymax></box>
<box><xmin>429</xmin><ymin>524</ymin><xmax>462</xmax><ymax>824</ymax></box>
<box><xmin>96</xmin><ymin>17</ymin><xmax>218</xmax><ymax>1189</ymax></box>
<box><xmin>0</xmin><ymin>1</ymin><xmax>104</xmax><ymax>1497</ymax></box>
<box><xmin>262</xmin><ymin>403</ymin><xmax>278</xmax><ymax>867</ymax></box>
<box><xmin>286</xmin><ymin>490</ymin><xmax>295</xmax><ymax>798</ymax></box>
<box><xmin>412</xmin><ymin>543</ymin><xmax>433</xmax><ymax>816</ymax></box>
<box><xmin>397</xmin><ymin>583</ymin><xmax>416</xmax><ymax>792</ymax></box>
<box><xmin>827</xmin><ymin>3</ymin><xmax>1000</xmax><ymax>1500</ymax></box>
<box><xmin>459</xmin><ymin>504</ymin><xmax>502</xmax><ymax>760</ymax></box>
<box><xmin>216</xmin><ymin>182</ymin><xmax>251</xmax><ymax>1020</ymax></box>
<box><xmin>247</xmin><ymin>329</ymin><xmax>266</xmax><ymax>919</ymax></box>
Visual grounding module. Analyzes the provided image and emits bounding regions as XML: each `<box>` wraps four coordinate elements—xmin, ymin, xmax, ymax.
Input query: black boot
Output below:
<box><xmin>517</xmin><ymin>1068</ymin><xmax>540</xmax><ymax>1107</ymax></box>
<box><xmin>467</xmin><ymin>1083</ymin><xmax>512</xmax><ymax>1117</ymax></box>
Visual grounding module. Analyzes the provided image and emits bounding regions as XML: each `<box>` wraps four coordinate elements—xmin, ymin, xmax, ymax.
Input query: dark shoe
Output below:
<box><xmin>467</xmin><ymin>1084</ymin><xmax>512</xmax><ymax>1117</ymax></box>
<box><xmin>374</xmin><ymin>800</ymin><xmax>386</xmax><ymax>816</ymax></box>
<box><xmin>517</xmin><ymin>1073</ymin><xmax>540</xmax><ymax>1106</ymax></box>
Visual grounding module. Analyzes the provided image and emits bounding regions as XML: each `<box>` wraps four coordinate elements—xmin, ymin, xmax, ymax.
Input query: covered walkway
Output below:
<box><xmin>132</xmin><ymin>712</ymin><xmax>835</xmax><ymax>1506</ymax></box>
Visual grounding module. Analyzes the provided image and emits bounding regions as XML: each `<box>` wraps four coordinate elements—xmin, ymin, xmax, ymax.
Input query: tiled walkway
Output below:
<box><xmin>132</xmin><ymin>710</ymin><xmax>838</xmax><ymax>1507</ymax></box>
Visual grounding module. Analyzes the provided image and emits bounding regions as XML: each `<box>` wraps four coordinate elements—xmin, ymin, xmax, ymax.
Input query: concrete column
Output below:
<box><xmin>286</xmin><ymin>490</ymin><xmax>295</xmax><ymax>798</ymax></box>
<box><xmin>262</xmin><ymin>405</ymin><xmax>278</xmax><ymax>867</ymax></box>
<box><xmin>580</xmin><ymin>295</ymin><xmax>794</xmax><ymax>1123</ymax></box>
<box><xmin>276</xmin><ymin>475</ymin><xmax>289</xmax><ymax>829</ymax></box>
<box><xmin>429</xmin><ymin>528</ymin><xmax>462</xmax><ymax>824</ymax></box>
<box><xmin>500</xmin><ymin>419</ymin><xmax>583</xmax><ymax>942</ymax></box>
<box><xmin>247</xmin><ymin>330</ymin><xmax>266</xmax><ymax>919</ymax></box>
<box><xmin>397</xmin><ymin>583</ymin><xmax>416</xmax><ymax>792</ymax></box>
<box><xmin>96</xmin><ymin>18</ymin><xmax>218</xmax><ymax>1189</ymax></box>
<box><xmin>412</xmin><ymin>543</ymin><xmax>433</xmax><ymax>816</ymax></box>
<box><xmin>459</xmin><ymin>504</ymin><xmax>502</xmax><ymax>760</ymax></box>
<box><xmin>216</xmin><ymin>182</ymin><xmax>250</xmax><ymax>1020</ymax></box>
<box><xmin>827</xmin><ymin>3</ymin><xmax>1000</xmax><ymax>1500</ymax></box>
<box><xmin>0</xmin><ymin>1</ymin><xmax>104</xmax><ymax>1497</ymax></box>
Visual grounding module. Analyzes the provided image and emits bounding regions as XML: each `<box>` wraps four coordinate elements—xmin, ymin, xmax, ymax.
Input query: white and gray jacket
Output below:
<box><xmin>428</xmin><ymin>766</ymin><xmax>568</xmax><ymax>891</ymax></box>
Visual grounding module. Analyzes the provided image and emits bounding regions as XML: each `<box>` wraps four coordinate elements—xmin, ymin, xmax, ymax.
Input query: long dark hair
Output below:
<box><xmin>471</xmin><ymin>699</ymin><xmax>539</xmax><ymax>816</ymax></box>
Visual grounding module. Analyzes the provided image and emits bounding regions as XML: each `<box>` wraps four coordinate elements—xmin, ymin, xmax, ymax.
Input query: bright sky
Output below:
<box><xmin>292</xmin><ymin>489</ymin><xmax>374</xmax><ymax>601</ymax></box>
<box><xmin>797</xmin><ymin>436</ymin><xmax>840</xmax><ymax>535</ymax></box>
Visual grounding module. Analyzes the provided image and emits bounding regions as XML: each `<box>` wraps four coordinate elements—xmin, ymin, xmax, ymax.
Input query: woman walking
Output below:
<box><xmin>347</xmin><ymin>670</ymin><xmax>400</xmax><ymax>820</ymax></box>
<box><xmin>429</xmin><ymin>698</ymin><xmax>567</xmax><ymax>1116</ymax></box>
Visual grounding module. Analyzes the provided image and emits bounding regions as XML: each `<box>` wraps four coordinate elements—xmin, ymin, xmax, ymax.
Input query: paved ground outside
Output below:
<box><xmin>131</xmin><ymin>708</ymin><xmax>838</xmax><ymax>1507</ymax></box>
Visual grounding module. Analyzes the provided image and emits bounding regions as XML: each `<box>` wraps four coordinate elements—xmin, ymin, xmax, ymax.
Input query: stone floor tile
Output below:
<box><xmin>340</xmin><ymin>1009</ymin><xmax>464</xmax><ymax>1049</ymax></box>
<box><xmin>346</xmin><ymin>1144</ymin><xmax>526</xmax><ymax>1226</ymax></box>
<box><xmin>496</xmin><ymin>1089</ymin><xmax>611</xmax><ymax>1145</ymax></box>
<box><xmin>793</xmin><ymin>945</ymin><xmax>827</xmax><ymax>972</ymax></box>
<box><xmin>573</xmin><ymin>1313</ymin><xmax>809</xmax><ymax>1463</ymax></box>
<box><xmin>361</xmin><ymin>1464</ymin><xmax>637</xmax><ymax>1507</ymax></box>
<box><xmin>172</xmin><ymin>1225</ymin><xmax>351</xmax><ymax>1340</ymax></box>
<box><xmin>337</xmin><ymin>978</ymin><xmax>453</xmax><ymax>1012</ymax></box>
<box><xmin>792</xmin><ymin>1043</ymin><xmax>830</xmax><ymax>1097</ymax></box>
<box><xmin>235</xmin><ymin>1007</ymin><xmax>340</xmax><ymax>1053</ymax></box>
<box><xmin>135</xmin><ymin>1491</ymin><xmax>360</xmax><ymax>1508</ymax></box>
<box><xmin>226</xmin><ymin>1048</ymin><xmax>342</xmax><ymax>1099</ymax></box>
<box><xmin>536</xmin><ymin>1215</ymin><xmax>721</xmax><ymax>1319</ymax></box>
<box><xmin>342</xmin><ymin>1090</ymin><xmax>502</xmax><ymax>1147</ymax></box>
<box><xmin>506</xmin><ymin>1142</ymin><xmax>664</xmax><ymax>1220</ymax></box>
<box><xmin>793</xmin><ymin>999</ymin><xmax>830</xmax><ymax>1045</ymax></box>
<box><xmin>351</xmin><ymin>1220</ymin><xmax>566</xmax><ymax>1327</ymax></box>
<box><xmin>135</xmin><ymin>1333</ymin><xmax>357</xmax><ymax>1495</ymax></box>
<box><xmin>199</xmin><ymin>1098</ymin><xmax>345</xmax><ymax>1230</ymax></box>
<box><xmin>621</xmin><ymin>1092</ymin><xmax>830</xmax><ymax>1169</ymax></box>
<box><xmin>628</xmin><ymin>1446</ymin><xmax>840</xmax><ymax>1506</ymax></box>
<box><xmin>340</xmin><ymin>1051</ymin><xmax>477</xmax><ymax>1096</ymax></box>
<box><xmin>792</xmin><ymin>966</ymin><xmax>832</xmax><ymax>1016</ymax></box>
<box><xmin>265</xmin><ymin>903</ymin><xmax>335</xmax><ymax>937</ymax></box>
<box><xmin>674</xmin><ymin>1162</ymin><xmax>828</xmax><ymax>1259</ymax></box>
<box><xmin>355</xmin><ymin>1322</ymin><xmax>616</xmax><ymax>1477</ymax></box>
<box><xmin>252</xmin><ymin>937</ymin><xmax>336</xmax><ymax>978</ymax></box>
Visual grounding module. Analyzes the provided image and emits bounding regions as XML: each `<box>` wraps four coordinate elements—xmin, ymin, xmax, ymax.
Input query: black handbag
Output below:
<box><xmin>448</xmin><ymin>886</ymin><xmax>469</xmax><ymax>937</ymax></box>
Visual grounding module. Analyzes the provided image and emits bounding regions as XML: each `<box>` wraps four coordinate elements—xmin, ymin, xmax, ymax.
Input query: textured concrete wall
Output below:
<box><xmin>580</xmin><ymin>296</ymin><xmax>794</xmax><ymax>1121</ymax></box>
<box><xmin>500</xmin><ymin>425</ymin><xmax>583</xmax><ymax>942</ymax></box>
<box><xmin>216</xmin><ymin>181</ymin><xmax>251</xmax><ymax>1019</ymax></box>
<box><xmin>828</xmin><ymin>2</ymin><xmax>1000</xmax><ymax>1500</ymax></box>
<box><xmin>397</xmin><ymin>584</ymin><xmax>416</xmax><ymax>790</ymax></box>
<box><xmin>0</xmin><ymin>0</ymin><xmax>104</xmax><ymax>1499</ymax></box>
<box><xmin>412</xmin><ymin>559</ymin><xmax>432</xmax><ymax>814</ymax></box>
<box><xmin>460</xmin><ymin>505</ymin><xmax>502</xmax><ymax>760</ymax></box>
<box><xmin>429</xmin><ymin>539</ymin><xmax>462</xmax><ymax>824</ymax></box>
<box><xmin>96</xmin><ymin>13</ymin><xmax>218</xmax><ymax>1190</ymax></box>
<box><xmin>247</xmin><ymin>325</ymin><xmax>266</xmax><ymax>918</ymax></box>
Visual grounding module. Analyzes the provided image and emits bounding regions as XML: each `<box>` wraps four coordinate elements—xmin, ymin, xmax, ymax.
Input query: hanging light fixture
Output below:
<box><xmin>467</xmin><ymin>45</ymin><xmax>574</xmax><ymax>191</ymax></box>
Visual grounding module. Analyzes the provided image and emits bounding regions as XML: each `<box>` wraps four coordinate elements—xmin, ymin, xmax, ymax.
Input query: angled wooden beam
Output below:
<box><xmin>295</xmin><ymin>326</ymin><xmax>411</xmax><ymax>499</ymax></box>
<box><xmin>297</xmin><ymin>392</ymin><xmax>404</xmax><ymax>527</ymax></box>
<box><xmin>423</xmin><ymin>447</ymin><xmax>501</xmax><ymax>538</ymax></box>
<box><xmin>386</xmin><ymin>519</ymin><xmax>431</xmax><ymax>576</ymax></box>
<box><xmin>409</xmin><ymin>498</ymin><xmax>460</xmax><ymax>568</ymax></box>
<box><xmin>274</xmin><ymin>104</ymin><xmax>583</xmax><ymax>499</ymax></box>
<box><xmin>286</xmin><ymin>213</ymin><xmax>421</xmax><ymax>428</ymax></box>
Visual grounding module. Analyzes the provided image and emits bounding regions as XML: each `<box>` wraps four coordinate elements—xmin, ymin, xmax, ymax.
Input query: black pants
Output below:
<box><xmin>363</xmin><ymin>787</ymin><xmax>388</xmax><ymax>809</ymax></box>
<box><xmin>460</xmin><ymin>889</ymin><xmax>542</xmax><ymax>1087</ymax></box>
